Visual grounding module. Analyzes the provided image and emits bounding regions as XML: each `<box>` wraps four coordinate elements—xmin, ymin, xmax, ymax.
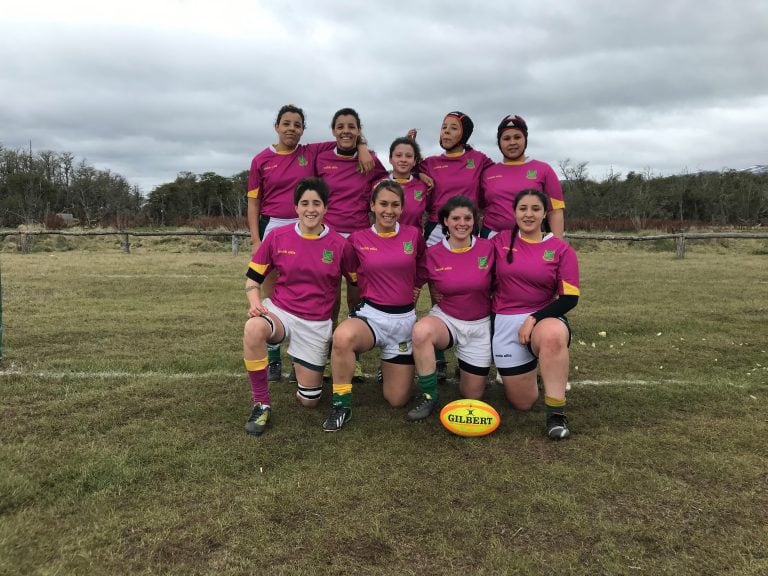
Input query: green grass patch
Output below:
<box><xmin>0</xmin><ymin>246</ymin><xmax>766</xmax><ymax>575</ymax></box>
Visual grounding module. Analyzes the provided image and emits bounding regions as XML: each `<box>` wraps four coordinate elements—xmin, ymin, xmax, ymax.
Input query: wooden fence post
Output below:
<box><xmin>18</xmin><ymin>234</ymin><xmax>32</xmax><ymax>253</ymax></box>
<box><xmin>675</xmin><ymin>234</ymin><xmax>686</xmax><ymax>259</ymax></box>
<box><xmin>231</xmin><ymin>235</ymin><xmax>240</xmax><ymax>256</ymax></box>
<box><xmin>121</xmin><ymin>233</ymin><xmax>130</xmax><ymax>254</ymax></box>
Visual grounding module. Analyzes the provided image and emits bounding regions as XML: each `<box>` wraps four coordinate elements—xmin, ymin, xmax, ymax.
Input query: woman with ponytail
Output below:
<box><xmin>491</xmin><ymin>189</ymin><xmax>580</xmax><ymax>440</ymax></box>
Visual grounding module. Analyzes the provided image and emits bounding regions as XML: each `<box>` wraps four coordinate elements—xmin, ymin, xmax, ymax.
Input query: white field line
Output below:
<box><xmin>82</xmin><ymin>274</ymin><xmax>220</xmax><ymax>279</ymax></box>
<box><xmin>573</xmin><ymin>379</ymin><xmax>692</xmax><ymax>386</ymax></box>
<box><xmin>0</xmin><ymin>368</ymin><xmax>692</xmax><ymax>386</ymax></box>
<box><xmin>0</xmin><ymin>369</ymin><xmax>241</xmax><ymax>379</ymax></box>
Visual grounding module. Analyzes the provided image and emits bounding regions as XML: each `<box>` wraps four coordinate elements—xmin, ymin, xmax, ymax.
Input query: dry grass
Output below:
<box><xmin>0</xmin><ymin>243</ymin><xmax>766</xmax><ymax>575</ymax></box>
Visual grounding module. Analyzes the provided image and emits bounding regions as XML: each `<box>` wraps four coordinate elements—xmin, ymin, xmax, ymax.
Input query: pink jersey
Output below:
<box><xmin>315</xmin><ymin>150</ymin><xmax>389</xmax><ymax>233</ymax></box>
<box><xmin>347</xmin><ymin>223</ymin><xmax>426</xmax><ymax>307</ymax></box>
<box><xmin>424</xmin><ymin>237</ymin><xmax>494</xmax><ymax>320</ymax></box>
<box><xmin>396</xmin><ymin>177</ymin><xmax>429</xmax><ymax>229</ymax></box>
<box><xmin>480</xmin><ymin>159</ymin><xmax>565</xmax><ymax>233</ymax></box>
<box><xmin>491</xmin><ymin>230</ymin><xmax>580</xmax><ymax>315</ymax></box>
<box><xmin>418</xmin><ymin>149</ymin><xmax>493</xmax><ymax>222</ymax></box>
<box><xmin>247</xmin><ymin>223</ymin><xmax>352</xmax><ymax>321</ymax></box>
<box><xmin>247</xmin><ymin>142</ymin><xmax>335</xmax><ymax>218</ymax></box>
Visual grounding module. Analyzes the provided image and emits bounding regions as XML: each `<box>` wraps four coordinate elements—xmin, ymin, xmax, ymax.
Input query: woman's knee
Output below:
<box><xmin>384</xmin><ymin>387</ymin><xmax>410</xmax><ymax>407</ymax></box>
<box><xmin>244</xmin><ymin>317</ymin><xmax>270</xmax><ymax>344</ymax></box>
<box><xmin>533</xmin><ymin>328</ymin><xmax>567</xmax><ymax>357</ymax></box>
<box><xmin>332</xmin><ymin>323</ymin><xmax>357</xmax><ymax>351</ymax></box>
<box><xmin>411</xmin><ymin>321</ymin><xmax>435</xmax><ymax>348</ymax></box>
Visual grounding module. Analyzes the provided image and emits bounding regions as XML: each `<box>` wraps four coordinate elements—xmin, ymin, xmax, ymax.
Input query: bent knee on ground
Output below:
<box><xmin>384</xmin><ymin>390</ymin><xmax>410</xmax><ymax>408</ymax></box>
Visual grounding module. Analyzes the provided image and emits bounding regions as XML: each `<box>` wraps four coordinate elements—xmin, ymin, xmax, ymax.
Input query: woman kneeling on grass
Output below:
<box><xmin>242</xmin><ymin>177</ymin><xmax>351</xmax><ymax>436</ymax></box>
<box><xmin>323</xmin><ymin>179</ymin><xmax>427</xmax><ymax>432</ymax></box>
<box><xmin>491</xmin><ymin>189</ymin><xmax>580</xmax><ymax>439</ymax></box>
<box><xmin>407</xmin><ymin>195</ymin><xmax>495</xmax><ymax>421</ymax></box>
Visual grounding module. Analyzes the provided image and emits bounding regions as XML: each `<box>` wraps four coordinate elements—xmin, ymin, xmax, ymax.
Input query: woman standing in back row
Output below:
<box><xmin>389</xmin><ymin>136</ymin><xmax>429</xmax><ymax>233</ymax></box>
<box><xmin>480</xmin><ymin>115</ymin><xmax>565</xmax><ymax>238</ymax></box>
<box><xmin>315</xmin><ymin>108</ymin><xmax>389</xmax><ymax>333</ymax></box>
<box><xmin>416</xmin><ymin>111</ymin><xmax>494</xmax><ymax>247</ymax></box>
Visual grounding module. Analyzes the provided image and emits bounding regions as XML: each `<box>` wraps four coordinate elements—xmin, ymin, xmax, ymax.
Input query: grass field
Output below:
<box><xmin>1</xmin><ymin>239</ymin><xmax>767</xmax><ymax>575</ymax></box>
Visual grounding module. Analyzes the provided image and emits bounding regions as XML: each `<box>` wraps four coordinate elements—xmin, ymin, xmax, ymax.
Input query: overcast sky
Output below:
<box><xmin>2</xmin><ymin>0</ymin><xmax>767</xmax><ymax>193</ymax></box>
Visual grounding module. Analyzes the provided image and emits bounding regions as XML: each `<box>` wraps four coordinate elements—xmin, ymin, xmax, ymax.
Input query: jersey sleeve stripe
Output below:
<box><xmin>247</xmin><ymin>187</ymin><xmax>260</xmax><ymax>199</ymax></box>
<box><xmin>561</xmin><ymin>280</ymin><xmax>580</xmax><ymax>296</ymax></box>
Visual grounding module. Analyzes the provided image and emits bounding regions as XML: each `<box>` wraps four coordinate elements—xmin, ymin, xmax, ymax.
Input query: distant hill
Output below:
<box><xmin>743</xmin><ymin>165</ymin><xmax>768</xmax><ymax>174</ymax></box>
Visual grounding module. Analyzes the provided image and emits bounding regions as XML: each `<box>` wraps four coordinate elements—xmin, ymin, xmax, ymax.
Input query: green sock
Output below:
<box><xmin>435</xmin><ymin>348</ymin><xmax>446</xmax><ymax>364</ymax></box>
<box><xmin>417</xmin><ymin>372</ymin><xmax>438</xmax><ymax>399</ymax></box>
<box><xmin>267</xmin><ymin>343</ymin><xmax>281</xmax><ymax>363</ymax></box>
<box><xmin>332</xmin><ymin>384</ymin><xmax>353</xmax><ymax>409</ymax></box>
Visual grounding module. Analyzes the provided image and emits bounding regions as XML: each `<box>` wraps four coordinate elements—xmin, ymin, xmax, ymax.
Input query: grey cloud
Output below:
<box><xmin>1</xmin><ymin>1</ymin><xmax>766</xmax><ymax>192</ymax></box>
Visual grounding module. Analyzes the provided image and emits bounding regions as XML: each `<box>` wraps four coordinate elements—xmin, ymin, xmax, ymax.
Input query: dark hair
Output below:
<box><xmin>331</xmin><ymin>107</ymin><xmax>361</xmax><ymax>129</ymax></box>
<box><xmin>294</xmin><ymin>177</ymin><xmax>329</xmax><ymax>206</ymax></box>
<box><xmin>438</xmin><ymin>195</ymin><xmax>480</xmax><ymax>237</ymax></box>
<box><xmin>276</xmin><ymin>104</ymin><xmax>306</xmax><ymax>128</ymax></box>
<box><xmin>389</xmin><ymin>136</ymin><xmax>422</xmax><ymax>166</ymax></box>
<box><xmin>370</xmin><ymin>179</ymin><xmax>404</xmax><ymax>204</ymax></box>
<box><xmin>507</xmin><ymin>189</ymin><xmax>549</xmax><ymax>263</ymax></box>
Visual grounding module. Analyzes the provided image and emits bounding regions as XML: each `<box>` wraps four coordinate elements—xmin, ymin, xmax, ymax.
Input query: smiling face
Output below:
<box><xmin>274</xmin><ymin>111</ymin><xmax>305</xmax><ymax>151</ymax></box>
<box><xmin>390</xmin><ymin>143</ymin><xmax>417</xmax><ymax>179</ymax></box>
<box><xmin>332</xmin><ymin>114</ymin><xmax>360</xmax><ymax>151</ymax></box>
<box><xmin>295</xmin><ymin>188</ymin><xmax>327</xmax><ymax>234</ymax></box>
<box><xmin>370</xmin><ymin>187</ymin><xmax>403</xmax><ymax>232</ymax></box>
<box><xmin>499</xmin><ymin>128</ymin><xmax>527</xmax><ymax>161</ymax></box>
<box><xmin>439</xmin><ymin>116</ymin><xmax>463</xmax><ymax>152</ymax></box>
<box><xmin>443</xmin><ymin>206</ymin><xmax>474</xmax><ymax>244</ymax></box>
<box><xmin>515</xmin><ymin>192</ymin><xmax>547</xmax><ymax>236</ymax></box>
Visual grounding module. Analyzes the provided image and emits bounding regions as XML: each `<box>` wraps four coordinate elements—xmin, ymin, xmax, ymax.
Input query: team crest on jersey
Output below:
<box><xmin>298</xmin><ymin>155</ymin><xmax>308</xmax><ymax>166</ymax></box>
<box><xmin>398</xmin><ymin>341</ymin><xmax>408</xmax><ymax>352</ymax></box>
<box><xmin>322</xmin><ymin>249</ymin><xmax>334</xmax><ymax>264</ymax></box>
<box><xmin>403</xmin><ymin>241</ymin><xmax>414</xmax><ymax>254</ymax></box>
<box><xmin>478</xmin><ymin>256</ymin><xmax>488</xmax><ymax>270</ymax></box>
<box><xmin>466</xmin><ymin>159</ymin><xmax>475</xmax><ymax>169</ymax></box>
<box><xmin>527</xmin><ymin>169</ymin><xmax>537</xmax><ymax>179</ymax></box>
<box><xmin>543</xmin><ymin>250</ymin><xmax>555</xmax><ymax>261</ymax></box>
<box><xmin>413</xmin><ymin>189</ymin><xmax>424</xmax><ymax>202</ymax></box>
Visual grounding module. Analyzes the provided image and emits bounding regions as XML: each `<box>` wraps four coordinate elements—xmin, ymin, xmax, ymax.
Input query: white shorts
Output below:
<box><xmin>425</xmin><ymin>224</ymin><xmax>444</xmax><ymax>247</ymax></box>
<box><xmin>354</xmin><ymin>302</ymin><xmax>416</xmax><ymax>360</ymax></box>
<box><xmin>429</xmin><ymin>306</ymin><xmax>492</xmax><ymax>368</ymax></box>
<box><xmin>492</xmin><ymin>313</ymin><xmax>571</xmax><ymax>371</ymax></box>
<box><xmin>263</xmin><ymin>217</ymin><xmax>298</xmax><ymax>239</ymax></box>
<box><xmin>262</xmin><ymin>298</ymin><xmax>331</xmax><ymax>368</ymax></box>
<box><xmin>492</xmin><ymin>312</ymin><xmax>537</xmax><ymax>370</ymax></box>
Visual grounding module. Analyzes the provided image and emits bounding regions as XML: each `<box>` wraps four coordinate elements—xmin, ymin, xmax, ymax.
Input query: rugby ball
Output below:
<box><xmin>439</xmin><ymin>399</ymin><xmax>500</xmax><ymax>437</ymax></box>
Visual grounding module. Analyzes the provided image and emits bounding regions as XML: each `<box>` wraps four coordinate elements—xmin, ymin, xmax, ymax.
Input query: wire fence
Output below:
<box><xmin>1</xmin><ymin>229</ymin><xmax>767</xmax><ymax>259</ymax></box>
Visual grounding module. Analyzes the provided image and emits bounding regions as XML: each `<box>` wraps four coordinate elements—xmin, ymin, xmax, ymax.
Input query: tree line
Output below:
<box><xmin>1</xmin><ymin>145</ymin><xmax>766</xmax><ymax>229</ymax></box>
